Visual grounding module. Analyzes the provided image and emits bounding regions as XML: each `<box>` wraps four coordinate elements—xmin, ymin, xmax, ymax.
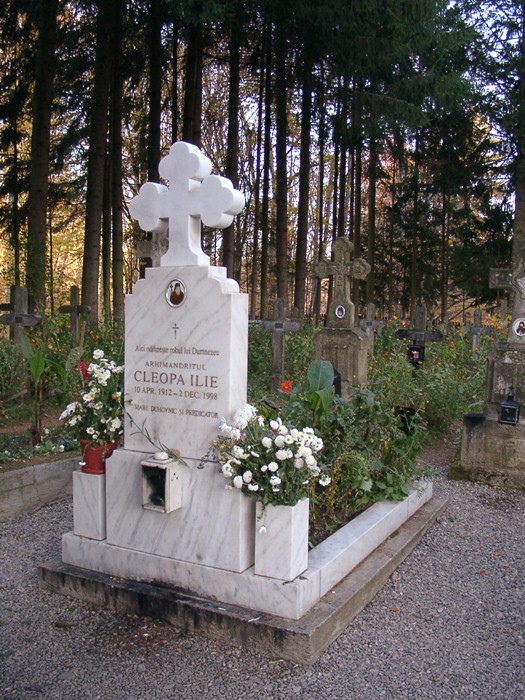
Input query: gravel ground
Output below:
<box><xmin>1</xmin><ymin>443</ymin><xmax>524</xmax><ymax>700</ymax></box>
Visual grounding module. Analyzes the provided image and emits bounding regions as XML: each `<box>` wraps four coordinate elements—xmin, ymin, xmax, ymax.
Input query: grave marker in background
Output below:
<box><xmin>262</xmin><ymin>298</ymin><xmax>302</xmax><ymax>392</ymax></box>
<box><xmin>394</xmin><ymin>304</ymin><xmax>442</xmax><ymax>366</ymax></box>
<box><xmin>0</xmin><ymin>286</ymin><xmax>41</xmax><ymax>347</ymax></box>
<box><xmin>357</xmin><ymin>302</ymin><xmax>385</xmax><ymax>355</ymax></box>
<box><xmin>58</xmin><ymin>286</ymin><xmax>90</xmax><ymax>345</ymax></box>
<box><xmin>314</xmin><ymin>237</ymin><xmax>370</xmax><ymax>399</ymax></box>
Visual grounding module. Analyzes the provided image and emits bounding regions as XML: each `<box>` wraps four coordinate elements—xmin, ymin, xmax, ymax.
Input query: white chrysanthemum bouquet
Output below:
<box><xmin>60</xmin><ymin>348</ymin><xmax>124</xmax><ymax>445</ymax></box>
<box><xmin>215</xmin><ymin>404</ymin><xmax>331</xmax><ymax>508</ymax></box>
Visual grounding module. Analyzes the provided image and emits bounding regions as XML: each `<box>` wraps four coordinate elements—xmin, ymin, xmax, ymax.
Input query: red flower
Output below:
<box><xmin>280</xmin><ymin>380</ymin><xmax>293</xmax><ymax>393</ymax></box>
<box><xmin>448</xmin><ymin>342</ymin><xmax>454</xmax><ymax>349</ymax></box>
<box><xmin>79</xmin><ymin>361</ymin><xmax>89</xmax><ymax>381</ymax></box>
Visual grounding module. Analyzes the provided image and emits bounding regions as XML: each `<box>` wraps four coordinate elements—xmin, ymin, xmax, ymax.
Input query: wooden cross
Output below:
<box><xmin>129</xmin><ymin>141</ymin><xmax>245</xmax><ymax>268</ymax></box>
<box><xmin>315</xmin><ymin>237</ymin><xmax>370</xmax><ymax>329</ymax></box>
<box><xmin>394</xmin><ymin>304</ymin><xmax>443</xmax><ymax>364</ymax></box>
<box><xmin>135</xmin><ymin>229</ymin><xmax>168</xmax><ymax>268</ymax></box>
<box><xmin>58</xmin><ymin>286</ymin><xmax>90</xmax><ymax>344</ymax></box>
<box><xmin>0</xmin><ymin>286</ymin><xmax>41</xmax><ymax>347</ymax></box>
<box><xmin>489</xmin><ymin>267</ymin><xmax>511</xmax><ymax>329</ymax></box>
<box><xmin>357</xmin><ymin>302</ymin><xmax>385</xmax><ymax>355</ymax></box>
<box><xmin>461</xmin><ymin>308</ymin><xmax>496</xmax><ymax>351</ymax></box>
<box><xmin>262</xmin><ymin>298</ymin><xmax>302</xmax><ymax>392</ymax></box>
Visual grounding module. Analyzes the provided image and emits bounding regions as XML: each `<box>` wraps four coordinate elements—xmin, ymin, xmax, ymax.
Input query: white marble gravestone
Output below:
<box><xmin>68</xmin><ymin>142</ymin><xmax>254</xmax><ymax>572</ymax></box>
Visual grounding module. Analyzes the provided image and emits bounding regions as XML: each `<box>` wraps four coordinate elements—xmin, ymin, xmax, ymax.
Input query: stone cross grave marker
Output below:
<box><xmin>58</xmin><ymin>286</ymin><xmax>90</xmax><ymax>344</ymax></box>
<box><xmin>135</xmin><ymin>229</ymin><xmax>169</xmax><ymax>268</ymax></box>
<box><xmin>357</xmin><ymin>302</ymin><xmax>385</xmax><ymax>355</ymax></box>
<box><xmin>129</xmin><ymin>140</ymin><xmax>244</xmax><ymax>268</ymax></box>
<box><xmin>314</xmin><ymin>237</ymin><xmax>371</xmax><ymax>398</ymax></box>
<box><xmin>394</xmin><ymin>304</ymin><xmax>443</xmax><ymax>365</ymax></box>
<box><xmin>262</xmin><ymin>298</ymin><xmax>302</xmax><ymax>392</ymax></box>
<box><xmin>0</xmin><ymin>286</ymin><xmax>41</xmax><ymax>347</ymax></box>
<box><xmin>461</xmin><ymin>308</ymin><xmax>495</xmax><ymax>352</ymax></box>
<box><xmin>315</xmin><ymin>237</ymin><xmax>370</xmax><ymax>329</ymax></box>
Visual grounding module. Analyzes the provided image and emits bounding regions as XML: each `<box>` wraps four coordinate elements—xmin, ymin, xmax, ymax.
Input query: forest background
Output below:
<box><xmin>0</xmin><ymin>0</ymin><xmax>523</xmax><ymax>324</ymax></box>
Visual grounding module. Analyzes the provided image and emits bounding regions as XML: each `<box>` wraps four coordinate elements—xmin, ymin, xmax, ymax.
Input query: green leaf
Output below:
<box><xmin>307</xmin><ymin>360</ymin><xmax>334</xmax><ymax>392</ymax></box>
<box><xmin>18</xmin><ymin>329</ymin><xmax>34</xmax><ymax>363</ymax></box>
<box><xmin>29</xmin><ymin>350</ymin><xmax>45</xmax><ymax>385</ymax></box>
<box><xmin>361</xmin><ymin>478</ymin><xmax>373</xmax><ymax>491</ymax></box>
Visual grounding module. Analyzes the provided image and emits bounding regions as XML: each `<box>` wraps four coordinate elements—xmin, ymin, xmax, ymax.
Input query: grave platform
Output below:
<box><xmin>39</xmin><ymin>494</ymin><xmax>447</xmax><ymax>664</ymax></box>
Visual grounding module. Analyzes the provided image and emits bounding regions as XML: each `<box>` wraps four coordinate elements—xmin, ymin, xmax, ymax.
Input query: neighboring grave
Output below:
<box><xmin>394</xmin><ymin>304</ymin><xmax>443</xmax><ymax>366</ymax></box>
<box><xmin>460</xmin><ymin>308</ymin><xmax>495</xmax><ymax>352</ymax></box>
<box><xmin>459</xmin><ymin>258</ymin><xmax>525</xmax><ymax>487</ymax></box>
<box><xmin>314</xmin><ymin>237</ymin><xmax>370</xmax><ymax>399</ymax></box>
<box><xmin>357</xmin><ymin>302</ymin><xmax>384</xmax><ymax>355</ymax></box>
<box><xmin>262</xmin><ymin>298</ymin><xmax>302</xmax><ymax>392</ymax></box>
<box><xmin>135</xmin><ymin>228</ymin><xmax>168</xmax><ymax>268</ymax></box>
<box><xmin>0</xmin><ymin>286</ymin><xmax>41</xmax><ymax>347</ymax></box>
<box><xmin>58</xmin><ymin>286</ymin><xmax>90</xmax><ymax>345</ymax></box>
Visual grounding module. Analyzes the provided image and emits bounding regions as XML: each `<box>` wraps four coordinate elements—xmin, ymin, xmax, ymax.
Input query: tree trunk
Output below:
<box><xmin>171</xmin><ymin>20</ymin><xmax>179</xmax><ymax>143</ymax></box>
<box><xmin>102</xmin><ymin>150</ymin><xmax>112</xmax><ymax>317</ymax></box>
<box><xmin>222</xmin><ymin>18</ymin><xmax>241</xmax><ymax>278</ymax></box>
<box><xmin>259</xmin><ymin>29</ymin><xmax>272</xmax><ymax>319</ymax></box>
<box><xmin>409</xmin><ymin>131</ymin><xmax>421</xmax><ymax>321</ymax></box>
<box><xmin>293</xmin><ymin>49</ymin><xmax>312</xmax><ymax>315</ymax></box>
<box><xmin>274</xmin><ymin>23</ymin><xmax>288</xmax><ymax>305</ymax></box>
<box><xmin>81</xmin><ymin>0</ymin><xmax>113</xmax><ymax>322</ymax></box>
<box><xmin>148</xmin><ymin>0</ymin><xmax>162</xmax><ymax>182</ymax></box>
<box><xmin>182</xmin><ymin>23</ymin><xmax>203</xmax><ymax>147</ymax></box>
<box><xmin>111</xmin><ymin>0</ymin><xmax>124</xmax><ymax>320</ymax></box>
<box><xmin>25</xmin><ymin>0</ymin><xmax>58</xmax><ymax>312</ymax></box>
<box><xmin>250</xmin><ymin>35</ymin><xmax>266</xmax><ymax>318</ymax></box>
<box><xmin>366</xmin><ymin>127</ymin><xmax>377</xmax><ymax>303</ymax></box>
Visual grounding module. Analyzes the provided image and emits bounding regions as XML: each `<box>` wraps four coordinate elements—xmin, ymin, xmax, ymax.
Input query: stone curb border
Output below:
<box><xmin>0</xmin><ymin>457</ymin><xmax>79</xmax><ymax>522</ymax></box>
<box><xmin>39</xmin><ymin>495</ymin><xmax>448</xmax><ymax>664</ymax></box>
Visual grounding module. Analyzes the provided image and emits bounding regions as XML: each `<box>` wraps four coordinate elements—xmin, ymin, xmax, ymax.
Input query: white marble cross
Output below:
<box><xmin>129</xmin><ymin>141</ymin><xmax>245</xmax><ymax>267</ymax></box>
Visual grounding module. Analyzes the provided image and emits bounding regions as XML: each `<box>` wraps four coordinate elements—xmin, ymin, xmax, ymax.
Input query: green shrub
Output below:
<box><xmin>0</xmin><ymin>336</ymin><xmax>28</xmax><ymax>400</ymax></box>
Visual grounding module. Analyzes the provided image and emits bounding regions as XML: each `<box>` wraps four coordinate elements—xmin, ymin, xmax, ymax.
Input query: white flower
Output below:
<box><xmin>319</xmin><ymin>474</ymin><xmax>331</xmax><ymax>486</ymax></box>
<box><xmin>276</xmin><ymin>449</ymin><xmax>292</xmax><ymax>461</ymax></box>
<box><xmin>261</xmin><ymin>436</ymin><xmax>273</xmax><ymax>449</ymax></box>
<box><xmin>231</xmin><ymin>445</ymin><xmax>247</xmax><ymax>459</ymax></box>
<box><xmin>278</xmin><ymin>425</ymin><xmax>288</xmax><ymax>435</ymax></box>
<box><xmin>274</xmin><ymin>435</ymin><xmax>285</xmax><ymax>448</ymax></box>
<box><xmin>260</xmin><ymin>464</ymin><xmax>268</xmax><ymax>472</ymax></box>
<box><xmin>86</xmin><ymin>427</ymin><xmax>95</xmax><ymax>435</ymax></box>
<box><xmin>109</xmin><ymin>417</ymin><xmax>122</xmax><ymax>432</ymax></box>
<box><xmin>247</xmin><ymin>483</ymin><xmax>259</xmax><ymax>492</ymax></box>
<box><xmin>232</xmin><ymin>404</ymin><xmax>257</xmax><ymax>429</ymax></box>
<box><xmin>284</xmin><ymin>435</ymin><xmax>294</xmax><ymax>444</ymax></box>
<box><xmin>305</xmin><ymin>455</ymin><xmax>317</xmax><ymax>467</ymax></box>
<box><xmin>93</xmin><ymin>348</ymin><xmax>104</xmax><ymax>360</ymax></box>
<box><xmin>269</xmin><ymin>419</ymin><xmax>281</xmax><ymax>431</ymax></box>
<box><xmin>268</xmin><ymin>462</ymin><xmax>279</xmax><ymax>472</ymax></box>
<box><xmin>242</xmin><ymin>470</ymin><xmax>253</xmax><ymax>483</ymax></box>
<box><xmin>294</xmin><ymin>457</ymin><xmax>305</xmax><ymax>469</ymax></box>
<box><xmin>222</xmin><ymin>462</ymin><xmax>233</xmax><ymax>477</ymax></box>
<box><xmin>290</xmin><ymin>428</ymin><xmax>299</xmax><ymax>440</ymax></box>
<box><xmin>232</xmin><ymin>475</ymin><xmax>243</xmax><ymax>489</ymax></box>
<box><xmin>269</xmin><ymin>475</ymin><xmax>281</xmax><ymax>486</ymax></box>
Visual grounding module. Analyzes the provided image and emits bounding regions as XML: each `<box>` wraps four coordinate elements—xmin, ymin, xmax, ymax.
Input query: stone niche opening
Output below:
<box><xmin>141</xmin><ymin>456</ymin><xmax>186</xmax><ymax>513</ymax></box>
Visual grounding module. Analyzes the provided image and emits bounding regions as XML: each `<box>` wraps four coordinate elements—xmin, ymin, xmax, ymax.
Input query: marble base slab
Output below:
<box><xmin>62</xmin><ymin>480</ymin><xmax>432</xmax><ymax>620</ymax></box>
<box><xmin>73</xmin><ymin>470</ymin><xmax>106</xmax><ymax>540</ymax></box>
<box><xmin>105</xmin><ymin>449</ymin><xmax>255</xmax><ymax>572</ymax></box>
